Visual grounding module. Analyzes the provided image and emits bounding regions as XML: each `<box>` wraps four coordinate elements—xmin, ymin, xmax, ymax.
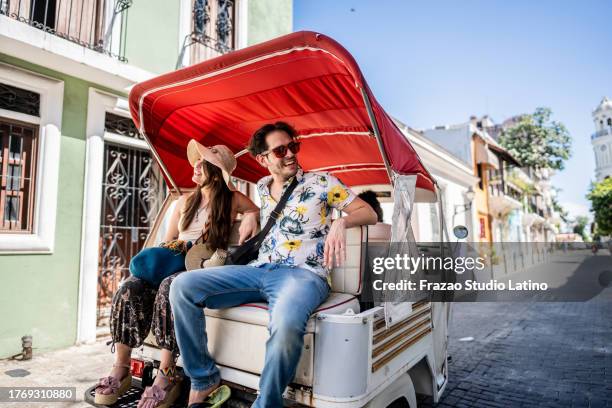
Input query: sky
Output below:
<box><xmin>294</xmin><ymin>0</ymin><xmax>612</xmax><ymax>222</ymax></box>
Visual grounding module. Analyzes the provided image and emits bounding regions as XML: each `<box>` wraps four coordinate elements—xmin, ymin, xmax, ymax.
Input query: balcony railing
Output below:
<box><xmin>488</xmin><ymin>178</ymin><xmax>523</xmax><ymax>203</ymax></box>
<box><xmin>0</xmin><ymin>0</ymin><xmax>131</xmax><ymax>62</ymax></box>
<box><xmin>527</xmin><ymin>202</ymin><xmax>546</xmax><ymax>218</ymax></box>
<box><xmin>592</xmin><ymin>128</ymin><xmax>611</xmax><ymax>140</ymax></box>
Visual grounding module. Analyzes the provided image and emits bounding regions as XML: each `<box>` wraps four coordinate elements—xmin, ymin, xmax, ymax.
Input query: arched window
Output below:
<box><xmin>607</xmin><ymin>118</ymin><xmax>612</xmax><ymax>127</ymax></box>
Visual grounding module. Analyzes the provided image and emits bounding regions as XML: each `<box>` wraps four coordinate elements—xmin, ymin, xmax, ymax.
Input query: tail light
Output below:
<box><xmin>130</xmin><ymin>358</ymin><xmax>145</xmax><ymax>378</ymax></box>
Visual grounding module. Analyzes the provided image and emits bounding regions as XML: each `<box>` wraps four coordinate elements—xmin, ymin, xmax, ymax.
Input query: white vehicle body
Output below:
<box><xmin>108</xmin><ymin>30</ymin><xmax>454</xmax><ymax>408</ymax></box>
<box><xmin>133</xmin><ymin>187</ymin><xmax>450</xmax><ymax>408</ymax></box>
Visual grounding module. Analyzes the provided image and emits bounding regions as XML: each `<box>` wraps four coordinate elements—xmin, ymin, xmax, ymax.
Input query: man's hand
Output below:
<box><xmin>324</xmin><ymin>218</ymin><xmax>347</xmax><ymax>268</ymax></box>
<box><xmin>238</xmin><ymin>211</ymin><xmax>259</xmax><ymax>245</ymax></box>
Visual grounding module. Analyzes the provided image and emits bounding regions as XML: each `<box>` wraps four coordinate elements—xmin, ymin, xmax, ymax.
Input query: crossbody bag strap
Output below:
<box><xmin>257</xmin><ymin>177</ymin><xmax>299</xmax><ymax>242</ymax></box>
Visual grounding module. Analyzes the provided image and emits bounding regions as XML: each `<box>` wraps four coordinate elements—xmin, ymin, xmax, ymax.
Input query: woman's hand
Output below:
<box><xmin>239</xmin><ymin>211</ymin><xmax>259</xmax><ymax>245</ymax></box>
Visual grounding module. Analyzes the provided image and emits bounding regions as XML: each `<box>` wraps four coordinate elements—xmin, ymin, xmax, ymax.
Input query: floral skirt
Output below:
<box><xmin>109</xmin><ymin>271</ymin><xmax>184</xmax><ymax>355</ymax></box>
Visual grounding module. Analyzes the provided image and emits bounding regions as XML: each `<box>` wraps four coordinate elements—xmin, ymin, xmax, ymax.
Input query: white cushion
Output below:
<box><xmin>328</xmin><ymin>224</ymin><xmax>391</xmax><ymax>295</ymax></box>
<box><xmin>205</xmin><ymin>292</ymin><xmax>359</xmax><ymax>332</ymax></box>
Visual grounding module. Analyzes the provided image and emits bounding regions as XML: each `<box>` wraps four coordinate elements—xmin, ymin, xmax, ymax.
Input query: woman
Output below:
<box><xmin>94</xmin><ymin>140</ymin><xmax>259</xmax><ymax>408</ymax></box>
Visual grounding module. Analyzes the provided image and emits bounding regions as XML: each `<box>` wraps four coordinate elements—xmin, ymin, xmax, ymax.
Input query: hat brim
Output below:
<box><xmin>187</xmin><ymin>139</ymin><xmax>237</xmax><ymax>191</ymax></box>
<box><xmin>221</xmin><ymin>169</ymin><xmax>237</xmax><ymax>191</ymax></box>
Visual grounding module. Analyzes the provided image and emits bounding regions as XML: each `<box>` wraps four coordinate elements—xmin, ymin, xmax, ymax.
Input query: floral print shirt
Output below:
<box><xmin>249</xmin><ymin>168</ymin><xmax>356</xmax><ymax>279</ymax></box>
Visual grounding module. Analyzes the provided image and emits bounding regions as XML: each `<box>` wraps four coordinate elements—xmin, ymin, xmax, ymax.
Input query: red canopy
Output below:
<box><xmin>129</xmin><ymin>31</ymin><xmax>434</xmax><ymax>192</ymax></box>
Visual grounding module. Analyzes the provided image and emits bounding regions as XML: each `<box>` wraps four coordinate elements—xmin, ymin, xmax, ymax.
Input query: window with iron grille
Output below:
<box><xmin>0</xmin><ymin>119</ymin><xmax>38</xmax><ymax>232</ymax></box>
<box><xmin>177</xmin><ymin>0</ymin><xmax>236</xmax><ymax>68</ymax></box>
<box><xmin>104</xmin><ymin>112</ymin><xmax>143</xmax><ymax>140</ymax></box>
<box><xmin>0</xmin><ymin>83</ymin><xmax>41</xmax><ymax>116</ymax></box>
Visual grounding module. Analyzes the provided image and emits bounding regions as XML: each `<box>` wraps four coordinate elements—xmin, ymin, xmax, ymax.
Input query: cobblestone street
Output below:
<box><xmin>1</xmin><ymin>254</ymin><xmax>610</xmax><ymax>407</ymax></box>
<box><xmin>421</xmin><ymin>253</ymin><xmax>612</xmax><ymax>408</ymax></box>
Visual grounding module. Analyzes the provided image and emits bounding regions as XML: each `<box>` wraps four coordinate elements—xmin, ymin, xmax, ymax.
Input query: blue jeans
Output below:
<box><xmin>169</xmin><ymin>263</ymin><xmax>330</xmax><ymax>407</ymax></box>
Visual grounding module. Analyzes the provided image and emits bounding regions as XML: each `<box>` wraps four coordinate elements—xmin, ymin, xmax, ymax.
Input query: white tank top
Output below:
<box><xmin>178</xmin><ymin>207</ymin><xmax>208</xmax><ymax>242</ymax></box>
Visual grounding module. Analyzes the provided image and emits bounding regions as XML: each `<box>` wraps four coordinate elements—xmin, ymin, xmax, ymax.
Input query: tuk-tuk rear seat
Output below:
<box><xmin>201</xmin><ymin>225</ymin><xmax>391</xmax><ymax>385</ymax></box>
<box><xmin>205</xmin><ymin>292</ymin><xmax>359</xmax><ymax>332</ymax></box>
<box><xmin>204</xmin><ymin>226</ymin><xmax>372</xmax><ymax>325</ymax></box>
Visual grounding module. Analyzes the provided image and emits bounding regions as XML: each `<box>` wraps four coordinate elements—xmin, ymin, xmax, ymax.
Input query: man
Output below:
<box><xmin>169</xmin><ymin>122</ymin><xmax>377</xmax><ymax>407</ymax></box>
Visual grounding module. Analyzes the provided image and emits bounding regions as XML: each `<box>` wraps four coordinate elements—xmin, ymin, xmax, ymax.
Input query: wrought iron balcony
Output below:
<box><xmin>592</xmin><ymin>128</ymin><xmax>612</xmax><ymax>140</ymax></box>
<box><xmin>488</xmin><ymin>178</ymin><xmax>523</xmax><ymax>203</ymax></box>
<box><xmin>177</xmin><ymin>0</ymin><xmax>235</xmax><ymax>68</ymax></box>
<box><xmin>0</xmin><ymin>0</ymin><xmax>132</xmax><ymax>62</ymax></box>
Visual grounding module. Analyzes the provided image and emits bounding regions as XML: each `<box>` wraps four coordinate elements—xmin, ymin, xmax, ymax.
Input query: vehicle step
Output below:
<box><xmin>83</xmin><ymin>378</ymin><xmax>187</xmax><ymax>408</ymax></box>
<box><xmin>83</xmin><ymin>378</ymin><xmax>252</xmax><ymax>408</ymax></box>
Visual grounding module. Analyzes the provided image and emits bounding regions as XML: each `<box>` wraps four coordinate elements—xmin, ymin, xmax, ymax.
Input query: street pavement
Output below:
<box><xmin>0</xmin><ymin>336</ymin><xmax>113</xmax><ymax>407</ymax></box>
<box><xmin>420</xmin><ymin>250</ymin><xmax>612</xmax><ymax>407</ymax></box>
<box><xmin>1</xmin><ymin>251</ymin><xmax>610</xmax><ymax>408</ymax></box>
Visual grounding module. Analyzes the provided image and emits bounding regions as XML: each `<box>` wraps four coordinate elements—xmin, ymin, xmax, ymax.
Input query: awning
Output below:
<box><xmin>129</xmin><ymin>31</ymin><xmax>435</xmax><ymax>193</ymax></box>
<box><xmin>475</xmin><ymin>142</ymin><xmax>500</xmax><ymax>169</ymax></box>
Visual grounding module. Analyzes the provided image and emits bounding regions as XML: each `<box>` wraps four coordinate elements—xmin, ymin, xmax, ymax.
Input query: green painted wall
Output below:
<box><xmin>0</xmin><ymin>0</ymin><xmax>291</xmax><ymax>359</ymax></box>
<box><xmin>0</xmin><ymin>54</ymin><xmax>121</xmax><ymax>359</ymax></box>
<box><xmin>248</xmin><ymin>0</ymin><xmax>293</xmax><ymax>46</ymax></box>
<box><xmin>123</xmin><ymin>0</ymin><xmax>181</xmax><ymax>74</ymax></box>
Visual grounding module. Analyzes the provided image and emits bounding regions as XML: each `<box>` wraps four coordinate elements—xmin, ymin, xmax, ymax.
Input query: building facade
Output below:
<box><xmin>592</xmin><ymin>97</ymin><xmax>612</xmax><ymax>182</ymax></box>
<box><xmin>394</xmin><ymin>121</ymin><xmax>478</xmax><ymax>243</ymax></box>
<box><xmin>0</xmin><ymin>0</ymin><xmax>292</xmax><ymax>359</ymax></box>
<box><xmin>423</xmin><ymin>121</ymin><xmax>512</xmax><ymax>243</ymax></box>
<box><xmin>423</xmin><ymin>116</ymin><xmax>560</xmax><ymax>245</ymax></box>
<box><xmin>479</xmin><ymin>115</ymin><xmax>562</xmax><ymax>243</ymax></box>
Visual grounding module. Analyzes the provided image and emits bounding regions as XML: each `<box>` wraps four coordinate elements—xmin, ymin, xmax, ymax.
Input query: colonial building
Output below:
<box><xmin>423</xmin><ymin>120</ymin><xmax>521</xmax><ymax>244</ymax></box>
<box><xmin>479</xmin><ymin>115</ymin><xmax>562</xmax><ymax>243</ymax></box>
<box><xmin>0</xmin><ymin>0</ymin><xmax>292</xmax><ymax>359</ymax></box>
<box><xmin>422</xmin><ymin>115</ymin><xmax>563</xmax><ymax>245</ymax></box>
<box><xmin>592</xmin><ymin>97</ymin><xmax>612</xmax><ymax>181</ymax></box>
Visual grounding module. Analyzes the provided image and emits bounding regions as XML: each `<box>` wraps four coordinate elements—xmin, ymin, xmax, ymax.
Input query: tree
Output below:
<box><xmin>572</xmin><ymin>215</ymin><xmax>590</xmax><ymax>241</ymax></box>
<box><xmin>587</xmin><ymin>177</ymin><xmax>612</xmax><ymax>236</ymax></box>
<box><xmin>499</xmin><ymin>107</ymin><xmax>572</xmax><ymax>170</ymax></box>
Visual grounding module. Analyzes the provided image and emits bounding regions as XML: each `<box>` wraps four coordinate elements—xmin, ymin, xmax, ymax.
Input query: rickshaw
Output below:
<box><xmin>86</xmin><ymin>31</ymin><xmax>451</xmax><ymax>408</ymax></box>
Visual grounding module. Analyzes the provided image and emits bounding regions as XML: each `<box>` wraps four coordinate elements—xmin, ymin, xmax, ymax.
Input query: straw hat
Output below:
<box><xmin>187</xmin><ymin>139</ymin><xmax>237</xmax><ymax>191</ymax></box>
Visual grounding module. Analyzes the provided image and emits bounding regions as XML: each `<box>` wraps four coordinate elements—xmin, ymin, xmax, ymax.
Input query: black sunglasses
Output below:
<box><xmin>262</xmin><ymin>141</ymin><xmax>301</xmax><ymax>158</ymax></box>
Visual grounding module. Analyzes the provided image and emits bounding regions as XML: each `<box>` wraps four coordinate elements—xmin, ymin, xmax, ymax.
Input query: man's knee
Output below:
<box><xmin>169</xmin><ymin>271</ymin><xmax>215</xmax><ymax>307</ymax></box>
<box><xmin>269</xmin><ymin>312</ymin><xmax>308</xmax><ymax>347</ymax></box>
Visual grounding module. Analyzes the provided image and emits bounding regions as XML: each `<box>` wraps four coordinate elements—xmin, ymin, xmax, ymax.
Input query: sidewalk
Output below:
<box><xmin>0</xmin><ymin>336</ymin><xmax>114</xmax><ymax>408</ymax></box>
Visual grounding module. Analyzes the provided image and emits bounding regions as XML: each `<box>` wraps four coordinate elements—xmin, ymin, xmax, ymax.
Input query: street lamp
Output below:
<box><xmin>454</xmin><ymin>187</ymin><xmax>475</xmax><ymax>215</ymax></box>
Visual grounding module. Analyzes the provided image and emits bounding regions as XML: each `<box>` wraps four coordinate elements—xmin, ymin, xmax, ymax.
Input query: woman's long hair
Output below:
<box><xmin>181</xmin><ymin>161</ymin><xmax>233</xmax><ymax>250</ymax></box>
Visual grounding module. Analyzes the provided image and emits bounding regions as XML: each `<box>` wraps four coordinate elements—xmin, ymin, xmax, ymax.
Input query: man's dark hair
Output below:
<box><xmin>247</xmin><ymin>121</ymin><xmax>297</xmax><ymax>156</ymax></box>
<box><xmin>358</xmin><ymin>190</ymin><xmax>383</xmax><ymax>222</ymax></box>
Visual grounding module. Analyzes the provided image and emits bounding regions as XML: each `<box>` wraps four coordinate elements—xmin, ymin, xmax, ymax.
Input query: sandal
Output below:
<box><xmin>94</xmin><ymin>363</ymin><xmax>132</xmax><ymax>405</ymax></box>
<box><xmin>188</xmin><ymin>385</ymin><xmax>231</xmax><ymax>408</ymax></box>
<box><xmin>137</xmin><ymin>366</ymin><xmax>182</xmax><ymax>408</ymax></box>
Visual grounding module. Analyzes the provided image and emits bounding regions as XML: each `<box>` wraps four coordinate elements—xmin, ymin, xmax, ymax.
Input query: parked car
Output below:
<box><xmin>86</xmin><ymin>31</ymin><xmax>452</xmax><ymax>408</ymax></box>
